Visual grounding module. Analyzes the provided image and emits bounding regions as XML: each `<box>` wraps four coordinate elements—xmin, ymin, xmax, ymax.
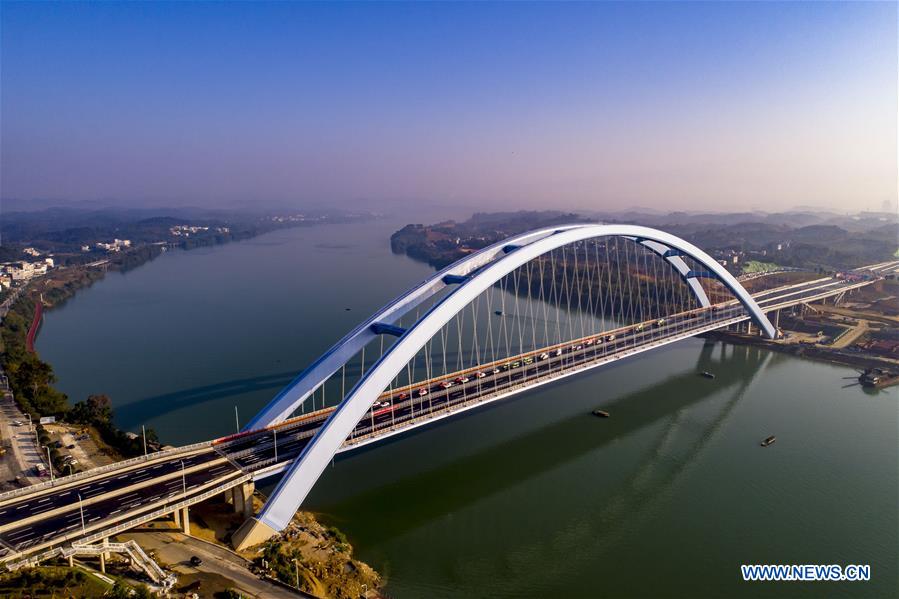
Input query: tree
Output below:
<box><xmin>71</xmin><ymin>394</ymin><xmax>113</xmax><ymax>425</ymax></box>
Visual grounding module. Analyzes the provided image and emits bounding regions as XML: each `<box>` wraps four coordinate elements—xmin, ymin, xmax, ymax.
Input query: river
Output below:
<box><xmin>37</xmin><ymin>216</ymin><xmax>897</xmax><ymax>597</ymax></box>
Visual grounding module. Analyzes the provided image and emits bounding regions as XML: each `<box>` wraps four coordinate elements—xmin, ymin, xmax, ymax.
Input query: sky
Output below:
<box><xmin>1</xmin><ymin>1</ymin><xmax>896</xmax><ymax>214</ymax></box>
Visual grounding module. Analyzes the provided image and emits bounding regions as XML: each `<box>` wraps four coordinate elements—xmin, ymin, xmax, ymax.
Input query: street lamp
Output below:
<box><xmin>43</xmin><ymin>446</ymin><xmax>54</xmax><ymax>481</ymax></box>
<box><xmin>77</xmin><ymin>492</ymin><xmax>85</xmax><ymax>534</ymax></box>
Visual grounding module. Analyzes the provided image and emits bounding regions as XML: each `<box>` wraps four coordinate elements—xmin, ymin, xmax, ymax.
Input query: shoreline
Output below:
<box><xmin>0</xmin><ymin>218</ymin><xmax>387</xmax><ymax>597</ymax></box>
<box><xmin>24</xmin><ymin>298</ymin><xmax>42</xmax><ymax>353</ymax></box>
<box><xmin>701</xmin><ymin>330</ymin><xmax>899</xmax><ymax>382</ymax></box>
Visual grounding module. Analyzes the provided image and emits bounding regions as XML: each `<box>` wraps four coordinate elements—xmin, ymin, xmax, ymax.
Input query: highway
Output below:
<box><xmin>0</xmin><ymin>269</ymin><xmax>884</xmax><ymax>562</ymax></box>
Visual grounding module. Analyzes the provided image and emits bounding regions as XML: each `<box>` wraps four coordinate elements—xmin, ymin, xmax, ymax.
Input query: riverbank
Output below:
<box><xmin>1</xmin><ymin>221</ymin><xmax>387</xmax><ymax>596</ymax></box>
<box><xmin>169</xmin><ymin>492</ymin><xmax>383</xmax><ymax>597</ymax></box>
<box><xmin>702</xmin><ymin>329</ymin><xmax>899</xmax><ymax>383</ymax></box>
<box><xmin>24</xmin><ymin>298</ymin><xmax>42</xmax><ymax>353</ymax></box>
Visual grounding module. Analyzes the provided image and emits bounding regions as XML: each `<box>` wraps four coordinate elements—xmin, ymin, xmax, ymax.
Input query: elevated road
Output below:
<box><xmin>0</xmin><ymin>268</ymin><xmax>884</xmax><ymax>566</ymax></box>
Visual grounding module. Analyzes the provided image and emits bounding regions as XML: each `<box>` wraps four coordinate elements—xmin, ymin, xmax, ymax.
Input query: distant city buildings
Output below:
<box><xmin>269</xmin><ymin>214</ymin><xmax>321</xmax><ymax>223</ymax></box>
<box><xmin>23</xmin><ymin>247</ymin><xmax>41</xmax><ymax>257</ymax></box>
<box><xmin>170</xmin><ymin>225</ymin><xmax>229</xmax><ymax>237</ymax></box>
<box><xmin>96</xmin><ymin>239</ymin><xmax>132</xmax><ymax>252</ymax></box>
<box><xmin>0</xmin><ymin>258</ymin><xmax>55</xmax><ymax>284</ymax></box>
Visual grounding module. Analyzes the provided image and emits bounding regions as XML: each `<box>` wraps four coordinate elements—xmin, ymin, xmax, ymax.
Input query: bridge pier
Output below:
<box><xmin>180</xmin><ymin>507</ymin><xmax>191</xmax><ymax>536</ymax></box>
<box><xmin>173</xmin><ymin>507</ymin><xmax>181</xmax><ymax>528</ymax></box>
<box><xmin>232</xmin><ymin>481</ymin><xmax>255</xmax><ymax>518</ymax></box>
<box><xmin>232</xmin><ymin>517</ymin><xmax>279</xmax><ymax>551</ymax></box>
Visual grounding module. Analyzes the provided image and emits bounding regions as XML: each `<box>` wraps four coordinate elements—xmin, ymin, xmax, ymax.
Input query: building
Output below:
<box><xmin>96</xmin><ymin>239</ymin><xmax>132</xmax><ymax>252</ymax></box>
<box><xmin>23</xmin><ymin>247</ymin><xmax>41</xmax><ymax>257</ymax></box>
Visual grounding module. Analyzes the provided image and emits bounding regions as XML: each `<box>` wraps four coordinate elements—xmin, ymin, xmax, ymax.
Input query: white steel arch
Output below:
<box><xmin>233</xmin><ymin>224</ymin><xmax>775</xmax><ymax>547</ymax></box>
<box><xmin>245</xmin><ymin>224</ymin><xmax>715</xmax><ymax>430</ymax></box>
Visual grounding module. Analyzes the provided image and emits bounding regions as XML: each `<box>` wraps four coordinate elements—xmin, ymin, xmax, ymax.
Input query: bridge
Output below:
<box><xmin>0</xmin><ymin>224</ymin><xmax>894</xmax><ymax>575</ymax></box>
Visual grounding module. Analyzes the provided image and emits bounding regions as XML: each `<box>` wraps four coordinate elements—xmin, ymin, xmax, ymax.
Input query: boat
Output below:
<box><xmin>592</xmin><ymin>409</ymin><xmax>610</xmax><ymax>418</ymax></box>
<box><xmin>858</xmin><ymin>368</ymin><xmax>899</xmax><ymax>389</ymax></box>
<box><xmin>760</xmin><ymin>435</ymin><xmax>776</xmax><ymax>447</ymax></box>
<box><xmin>700</xmin><ymin>371</ymin><xmax>716</xmax><ymax>379</ymax></box>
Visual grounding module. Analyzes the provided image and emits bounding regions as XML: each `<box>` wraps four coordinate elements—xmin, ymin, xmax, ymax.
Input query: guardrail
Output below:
<box><xmin>0</xmin><ymin>440</ymin><xmax>214</xmax><ymax>502</ymax></box>
<box><xmin>5</xmin><ymin>471</ymin><xmax>251</xmax><ymax>569</ymax></box>
<box><xmin>245</xmin><ymin>314</ymin><xmax>752</xmax><ymax>481</ymax></box>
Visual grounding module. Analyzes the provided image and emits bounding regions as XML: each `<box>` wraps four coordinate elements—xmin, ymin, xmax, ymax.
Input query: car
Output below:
<box><xmin>575</xmin><ymin>345</ymin><xmax>583</xmax><ymax>350</ymax></box>
<box><xmin>397</xmin><ymin>392</ymin><xmax>409</xmax><ymax>400</ymax></box>
<box><xmin>606</xmin><ymin>334</ymin><xmax>616</xmax><ymax>341</ymax></box>
<box><xmin>492</xmin><ymin>368</ymin><xmax>501</xmax><ymax>374</ymax></box>
<box><xmin>523</xmin><ymin>357</ymin><xmax>533</xmax><ymax>364</ymax></box>
<box><xmin>539</xmin><ymin>353</ymin><xmax>549</xmax><ymax>360</ymax></box>
<box><xmin>555</xmin><ymin>348</ymin><xmax>563</xmax><ymax>356</ymax></box>
<box><xmin>189</xmin><ymin>556</ymin><xmax>202</xmax><ymax>567</ymax></box>
<box><xmin>656</xmin><ymin>319</ymin><xmax>666</xmax><ymax>327</ymax></box>
<box><xmin>476</xmin><ymin>371</ymin><xmax>486</xmax><ymax>378</ymax></box>
<box><xmin>417</xmin><ymin>388</ymin><xmax>429</xmax><ymax>396</ymax></box>
<box><xmin>439</xmin><ymin>381</ymin><xmax>454</xmax><ymax>389</ymax></box>
<box><xmin>373</xmin><ymin>401</ymin><xmax>389</xmax><ymax>409</ymax></box>
<box><xmin>584</xmin><ymin>339</ymin><xmax>593</xmax><ymax>346</ymax></box>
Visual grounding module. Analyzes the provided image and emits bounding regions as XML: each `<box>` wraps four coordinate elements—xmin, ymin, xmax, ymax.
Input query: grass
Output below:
<box><xmin>0</xmin><ymin>565</ymin><xmax>110</xmax><ymax>598</ymax></box>
<box><xmin>741</xmin><ymin>260</ymin><xmax>783</xmax><ymax>274</ymax></box>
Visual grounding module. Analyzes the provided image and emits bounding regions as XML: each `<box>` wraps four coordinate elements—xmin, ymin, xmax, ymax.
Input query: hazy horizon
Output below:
<box><xmin>2</xmin><ymin>2</ymin><xmax>897</xmax><ymax>214</ymax></box>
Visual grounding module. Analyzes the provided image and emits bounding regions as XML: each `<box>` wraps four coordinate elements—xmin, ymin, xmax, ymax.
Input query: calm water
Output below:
<box><xmin>38</xmin><ymin>219</ymin><xmax>898</xmax><ymax>597</ymax></box>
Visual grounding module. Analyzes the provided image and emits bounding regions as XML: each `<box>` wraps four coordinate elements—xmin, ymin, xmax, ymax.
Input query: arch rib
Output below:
<box><xmin>232</xmin><ymin>225</ymin><xmax>775</xmax><ymax>545</ymax></box>
<box><xmin>243</xmin><ymin>224</ymin><xmax>591</xmax><ymax>431</ymax></box>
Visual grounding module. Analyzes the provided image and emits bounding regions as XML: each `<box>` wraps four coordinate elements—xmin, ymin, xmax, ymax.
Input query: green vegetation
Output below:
<box><xmin>253</xmin><ymin>513</ymin><xmax>380</xmax><ymax>599</ymax></box>
<box><xmin>0</xmin><ymin>296</ymin><xmax>69</xmax><ymax>417</ymax></box>
<box><xmin>741</xmin><ymin>260</ymin><xmax>782</xmax><ymax>274</ymax></box>
<box><xmin>70</xmin><ymin>394</ymin><xmax>160</xmax><ymax>457</ymax></box>
<box><xmin>109</xmin><ymin>578</ymin><xmax>156</xmax><ymax>599</ymax></box>
<box><xmin>0</xmin><ymin>566</ymin><xmax>110</xmax><ymax>597</ymax></box>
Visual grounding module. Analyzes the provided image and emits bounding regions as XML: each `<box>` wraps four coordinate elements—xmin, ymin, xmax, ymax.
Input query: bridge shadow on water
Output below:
<box><xmin>117</xmin><ymin>370</ymin><xmax>303</xmax><ymax>429</ymax></box>
<box><xmin>307</xmin><ymin>342</ymin><xmax>775</xmax><ymax>542</ymax></box>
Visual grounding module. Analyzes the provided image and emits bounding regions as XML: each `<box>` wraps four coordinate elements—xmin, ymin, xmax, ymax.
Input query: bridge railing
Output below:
<box><xmin>245</xmin><ymin>311</ymin><xmax>754</xmax><ymax>482</ymax></box>
<box><xmin>0</xmin><ymin>440</ymin><xmax>213</xmax><ymax>503</ymax></box>
<box><xmin>5</xmin><ymin>470</ymin><xmax>252</xmax><ymax>568</ymax></box>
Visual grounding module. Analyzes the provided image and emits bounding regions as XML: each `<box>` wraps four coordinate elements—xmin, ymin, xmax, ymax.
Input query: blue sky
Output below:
<box><xmin>2</xmin><ymin>1</ymin><xmax>896</xmax><ymax>213</ymax></box>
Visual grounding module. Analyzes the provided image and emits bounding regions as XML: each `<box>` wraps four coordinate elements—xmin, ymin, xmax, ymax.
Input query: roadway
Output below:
<box><xmin>0</xmin><ymin>269</ymin><xmax>883</xmax><ymax>562</ymax></box>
